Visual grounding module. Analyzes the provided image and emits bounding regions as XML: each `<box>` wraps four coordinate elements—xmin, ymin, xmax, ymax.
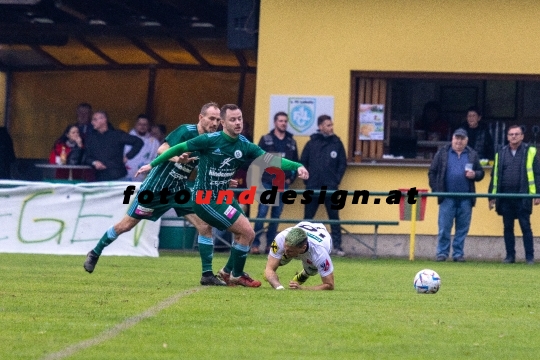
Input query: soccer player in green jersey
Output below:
<box><xmin>136</xmin><ymin>104</ymin><xmax>309</xmax><ymax>287</ymax></box>
<box><xmin>84</xmin><ymin>102</ymin><xmax>228</xmax><ymax>286</ymax></box>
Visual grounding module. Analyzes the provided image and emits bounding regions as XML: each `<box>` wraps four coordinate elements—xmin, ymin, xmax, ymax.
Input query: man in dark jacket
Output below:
<box><xmin>458</xmin><ymin>106</ymin><xmax>494</xmax><ymax>160</ymax></box>
<box><xmin>301</xmin><ymin>115</ymin><xmax>347</xmax><ymax>256</ymax></box>
<box><xmin>0</xmin><ymin>127</ymin><xmax>16</xmax><ymax>179</ymax></box>
<box><xmin>85</xmin><ymin>111</ymin><xmax>143</xmax><ymax>181</ymax></box>
<box><xmin>488</xmin><ymin>125</ymin><xmax>540</xmax><ymax>264</ymax></box>
<box><xmin>428</xmin><ymin>128</ymin><xmax>484</xmax><ymax>262</ymax></box>
<box><xmin>251</xmin><ymin>112</ymin><xmax>299</xmax><ymax>254</ymax></box>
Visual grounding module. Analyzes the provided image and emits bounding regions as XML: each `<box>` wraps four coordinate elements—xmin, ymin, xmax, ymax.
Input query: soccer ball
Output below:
<box><xmin>413</xmin><ymin>269</ymin><xmax>441</xmax><ymax>294</ymax></box>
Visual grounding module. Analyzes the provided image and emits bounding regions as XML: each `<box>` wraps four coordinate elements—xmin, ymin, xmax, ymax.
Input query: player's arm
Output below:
<box><xmin>135</xmin><ymin>142</ymin><xmax>190</xmax><ymax>176</ymax></box>
<box><xmin>289</xmin><ymin>272</ymin><xmax>334</xmax><ymax>291</ymax></box>
<box><xmin>264</xmin><ymin>256</ymin><xmax>285</xmax><ymax>290</ymax></box>
<box><xmin>280</xmin><ymin>158</ymin><xmax>309</xmax><ymax>180</ymax></box>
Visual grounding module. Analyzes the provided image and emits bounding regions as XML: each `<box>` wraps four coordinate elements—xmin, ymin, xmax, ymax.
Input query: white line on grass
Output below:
<box><xmin>40</xmin><ymin>287</ymin><xmax>204</xmax><ymax>360</ymax></box>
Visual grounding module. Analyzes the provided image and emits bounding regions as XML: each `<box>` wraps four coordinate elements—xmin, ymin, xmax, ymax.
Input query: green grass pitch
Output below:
<box><xmin>1</xmin><ymin>252</ymin><xmax>539</xmax><ymax>359</ymax></box>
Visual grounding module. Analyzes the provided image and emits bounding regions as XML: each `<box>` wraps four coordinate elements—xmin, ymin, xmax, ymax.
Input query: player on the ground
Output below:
<box><xmin>84</xmin><ymin>102</ymin><xmax>227</xmax><ymax>286</ymax></box>
<box><xmin>135</xmin><ymin>104</ymin><xmax>309</xmax><ymax>287</ymax></box>
<box><xmin>264</xmin><ymin>222</ymin><xmax>335</xmax><ymax>290</ymax></box>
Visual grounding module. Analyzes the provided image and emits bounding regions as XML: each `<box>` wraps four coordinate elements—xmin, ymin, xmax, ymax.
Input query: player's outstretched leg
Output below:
<box><xmin>84</xmin><ymin>215</ymin><xmax>139</xmax><ymax>273</ymax></box>
<box><xmin>186</xmin><ymin>214</ymin><xmax>225</xmax><ymax>286</ymax></box>
<box><xmin>225</xmin><ymin>216</ymin><xmax>261</xmax><ymax>287</ymax></box>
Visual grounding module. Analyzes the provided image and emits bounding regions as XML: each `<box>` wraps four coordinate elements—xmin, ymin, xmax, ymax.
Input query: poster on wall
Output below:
<box><xmin>358</xmin><ymin>104</ymin><xmax>385</xmax><ymax>140</ymax></box>
<box><xmin>269</xmin><ymin>95</ymin><xmax>334</xmax><ymax>136</ymax></box>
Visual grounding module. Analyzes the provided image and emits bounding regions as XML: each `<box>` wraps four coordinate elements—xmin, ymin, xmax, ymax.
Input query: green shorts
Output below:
<box><xmin>127</xmin><ymin>190</ymin><xmax>194</xmax><ymax>221</ymax></box>
<box><xmin>193</xmin><ymin>199</ymin><xmax>245</xmax><ymax>231</ymax></box>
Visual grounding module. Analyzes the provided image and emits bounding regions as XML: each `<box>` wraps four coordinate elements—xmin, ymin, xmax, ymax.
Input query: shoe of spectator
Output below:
<box><xmin>503</xmin><ymin>256</ymin><xmax>515</xmax><ymax>264</ymax></box>
<box><xmin>83</xmin><ymin>250</ymin><xmax>100</xmax><ymax>273</ymax></box>
<box><xmin>229</xmin><ymin>272</ymin><xmax>261</xmax><ymax>287</ymax></box>
<box><xmin>436</xmin><ymin>256</ymin><xmax>446</xmax><ymax>262</ymax></box>
<box><xmin>217</xmin><ymin>268</ymin><xmax>232</xmax><ymax>285</ymax></box>
<box><xmin>453</xmin><ymin>257</ymin><xmax>466</xmax><ymax>263</ymax></box>
<box><xmin>200</xmin><ymin>274</ymin><xmax>226</xmax><ymax>286</ymax></box>
<box><xmin>526</xmin><ymin>259</ymin><xmax>535</xmax><ymax>265</ymax></box>
<box><xmin>250</xmin><ymin>247</ymin><xmax>260</xmax><ymax>255</ymax></box>
<box><xmin>331</xmin><ymin>249</ymin><xmax>346</xmax><ymax>257</ymax></box>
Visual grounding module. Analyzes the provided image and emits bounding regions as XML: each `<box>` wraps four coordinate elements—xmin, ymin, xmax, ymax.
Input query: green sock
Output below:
<box><xmin>223</xmin><ymin>243</ymin><xmax>235</xmax><ymax>273</ymax></box>
<box><xmin>198</xmin><ymin>243</ymin><xmax>214</xmax><ymax>273</ymax></box>
<box><xmin>93</xmin><ymin>226</ymin><xmax>118</xmax><ymax>256</ymax></box>
<box><xmin>231</xmin><ymin>246</ymin><xmax>249</xmax><ymax>277</ymax></box>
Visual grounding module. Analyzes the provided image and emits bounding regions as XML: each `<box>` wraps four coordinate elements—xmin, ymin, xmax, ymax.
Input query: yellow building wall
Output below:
<box><xmin>255</xmin><ymin>0</ymin><xmax>540</xmax><ymax>236</ymax></box>
<box><xmin>0</xmin><ymin>72</ymin><xmax>6</xmax><ymax>127</ymax></box>
<box><xmin>9</xmin><ymin>70</ymin><xmax>255</xmax><ymax>159</ymax></box>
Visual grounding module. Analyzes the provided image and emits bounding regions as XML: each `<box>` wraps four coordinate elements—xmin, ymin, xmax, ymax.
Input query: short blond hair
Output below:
<box><xmin>285</xmin><ymin>228</ymin><xmax>307</xmax><ymax>247</ymax></box>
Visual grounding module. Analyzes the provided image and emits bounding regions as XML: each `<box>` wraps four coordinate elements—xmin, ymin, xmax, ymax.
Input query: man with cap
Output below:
<box><xmin>264</xmin><ymin>221</ymin><xmax>335</xmax><ymax>290</ymax></box>
<box><xmin>428</xmin><ymin>128</ymin><xmax>484</xmax><ymax>262</ymax></box>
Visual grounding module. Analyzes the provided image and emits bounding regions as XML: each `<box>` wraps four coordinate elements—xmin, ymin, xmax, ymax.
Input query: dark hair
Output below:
<box><xmin>137</xmin><ymin>114</ymin><xmax>149</xmax><ymax>121</ymax></box>
<box><xmin>55</xmin><ymin>124</ymin><xmax>78</xmax><ymax>145</ymax></box>
<box><xmin>467</xmin><ymin>106</ymin><xmax>482</xmax><ymax>116</ymax></box>
<box><xmin>220</xmin><ymin>104</ymin><xmax>240</xmax><ymax>120</ymax></box>
<box><xmin>153</xmin><ymin>124</ymin><xmax>166</xmax><ymax>134</ymax></box>
<box><xmin>507</xmin><ymin>124</ymin><xmax>525</xmax><ymax>134</ymax></box>
<box><xmin>201</xmin><ymin>102</ymin><xmax>220</xmax><ymax>116</ymax></box>
<box><xmin>317</xmin><ymin>114</ymin><xmax>332</xmax><ymax>126</ymax></box>
<box><xmin>274</xmin><ymin>111</ymin><xmax>288</xmax><ymax>122</ymax></box>
<box><xmin>77</xmin><ymin>102</ymin><xmax>92</xmax><ymax>110</ymax></box>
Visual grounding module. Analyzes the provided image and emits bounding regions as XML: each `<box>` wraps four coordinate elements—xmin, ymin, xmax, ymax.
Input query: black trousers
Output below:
<box><xmin>304</xmin><ymin>193</ymin><xmax>342</xmax><ymax>249</ymax></box>
<box><xmin>500</xmin><ymin>199</ymin><xmax>534</xmax><ymax>260</ymax></box>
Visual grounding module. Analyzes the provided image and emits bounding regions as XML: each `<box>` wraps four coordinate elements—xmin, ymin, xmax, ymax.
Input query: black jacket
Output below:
<box><xmin>428</xmin><ymin>144</ymin><xmax>484</xmax><ymax>206</ymax></box>
<box><xmin>84</xmin><ymin>128</ymin><xmax>143</xmax><ymax>181</ymax></box>
<box><xmin>258</xmin><ymin>130</ymin><xmax>298</xmax><ymax>184</ymax></box>
<box><xmin>0</xmin><ymin>127</ymin><xmax>16</xmax><ymax>179</ymax></box>
<box><xmin>458</xmin><ymin>121</ymin><xmax>494</xmax><ymax>160</ymax></box>
<box><xmin>301</xmin><ymin>132</ymin><xmax>347</xmax><ymax>189</ymax></box>
<box><xmin>488</xmin><ymin>143</ymin><xmax>540</xmax><ymax>215</ymax></box>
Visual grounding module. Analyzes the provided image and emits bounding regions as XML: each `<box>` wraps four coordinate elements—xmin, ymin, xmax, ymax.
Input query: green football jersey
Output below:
<box><xmin>186</xmin><ymin>131</ymin><xmax>264</xmax><ymax>200</ymax></box>
<box><xmin>140</xmin><ymin>124</ymin><xmax>199</xmax><ymax>193</ymax></box>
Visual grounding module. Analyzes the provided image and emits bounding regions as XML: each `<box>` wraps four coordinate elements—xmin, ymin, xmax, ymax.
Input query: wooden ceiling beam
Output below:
<box><xmin>29</xmin><ymin>45</ymin><xmax>66</xmax><ymax>69</ymax></box>
<box><xmin>173</xmin><ymin>36</ymin><xmax>210</xmax><ymax>68</ymax></box>
<box><xmin>127</xmin><ymin>36</ymin><xmax>170</xmax><ymax>65</ymax></box>
<box><xmin>75</xmin><ymin>35</ymin><xmax>119</xmax><ymax>65</ymax></box>
<box><xmin>5</xmin><ymin>63</ymin><xmax>256</xmax><ymax>73</ymax></box>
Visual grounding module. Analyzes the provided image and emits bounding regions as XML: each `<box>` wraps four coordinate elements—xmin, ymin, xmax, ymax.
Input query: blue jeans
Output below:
<box><xmin>436</xmin><ymin>198</ymin><xmax>472</xmax><ymax>259</ymax></box>
<box><xmin>252</xmin><ymin>183</ymin><xmax>287</xmax><ymax>249</ymax></box>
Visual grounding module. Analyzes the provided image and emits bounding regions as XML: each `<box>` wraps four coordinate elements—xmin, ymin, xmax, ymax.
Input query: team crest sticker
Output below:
<box><xmin>270</xmin><ymin>240</ymin><xmax>278</xmax><ymax>254</ymax></box>
<box><xmin>288</xmin><ymin>97</ymin><xmax>316</xmax><ymax>133</ymax></box>
<box><xmin>234</xmin><ymin>150</ymin><xmax>242</xmax><ymax>158</ymax></box>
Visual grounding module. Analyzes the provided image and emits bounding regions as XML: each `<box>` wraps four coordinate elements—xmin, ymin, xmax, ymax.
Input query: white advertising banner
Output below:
<box><xmin>0</xmin><ymin>181</ymin><xmax>160</xmax><ymax>257</ymax></box>
<box><xmin>269</xmin><ymin>95</ymin><xmax>334</xmax><ymax>136</ymax></box>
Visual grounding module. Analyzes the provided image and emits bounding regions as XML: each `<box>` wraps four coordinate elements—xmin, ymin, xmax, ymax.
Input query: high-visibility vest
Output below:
<box><xmin>491</xmin><ymin>146</ymin><xmax>537</xmax><ymax>194</ymax></box>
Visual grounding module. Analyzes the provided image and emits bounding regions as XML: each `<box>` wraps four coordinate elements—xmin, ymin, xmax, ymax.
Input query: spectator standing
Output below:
<box><xmin>458</xmin><ymin>106</ymin><xmax>494</xmax><ymax>160</ymax></box>
<box><xmin>428</xmin><ymin>128</ymin><xmax>484</xmax><ymax>262</ymax></box>
<box><xmin>301</xmin><ymin>115</ymin><xmax>347</xmax><ymax>256</ymax></box>
<box><xmin>84</xmin><ymin>111</ymin><xmax>143</xmax><ymax>181</ymax></box>
<box><xmin>124</xmin><ymin>114</ymin><xmax>160</xmax><ymax>181</ymax></box>
<box><xmin>151</xmin><ymin>124</ymin><xmax>167</xmax><ymax>144</ymax></box>
<box><xmin>76</xmin><ymin>103</ymin><xmax>93</xmax><ymax>141</ymax></box>
<box><xmin>488</xmin><ymin>125</ymin><xmax>540</xmax><ymax>265</ymax></box>
<box><xmin>0</xmin><ymin>126</ymin><xmax>16</xmax><ymax>179</ymax></box>
<box><xmin>251</xmin><ymin>112</ymin><xmax>298</xmax><ymax>254</ymax></box>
